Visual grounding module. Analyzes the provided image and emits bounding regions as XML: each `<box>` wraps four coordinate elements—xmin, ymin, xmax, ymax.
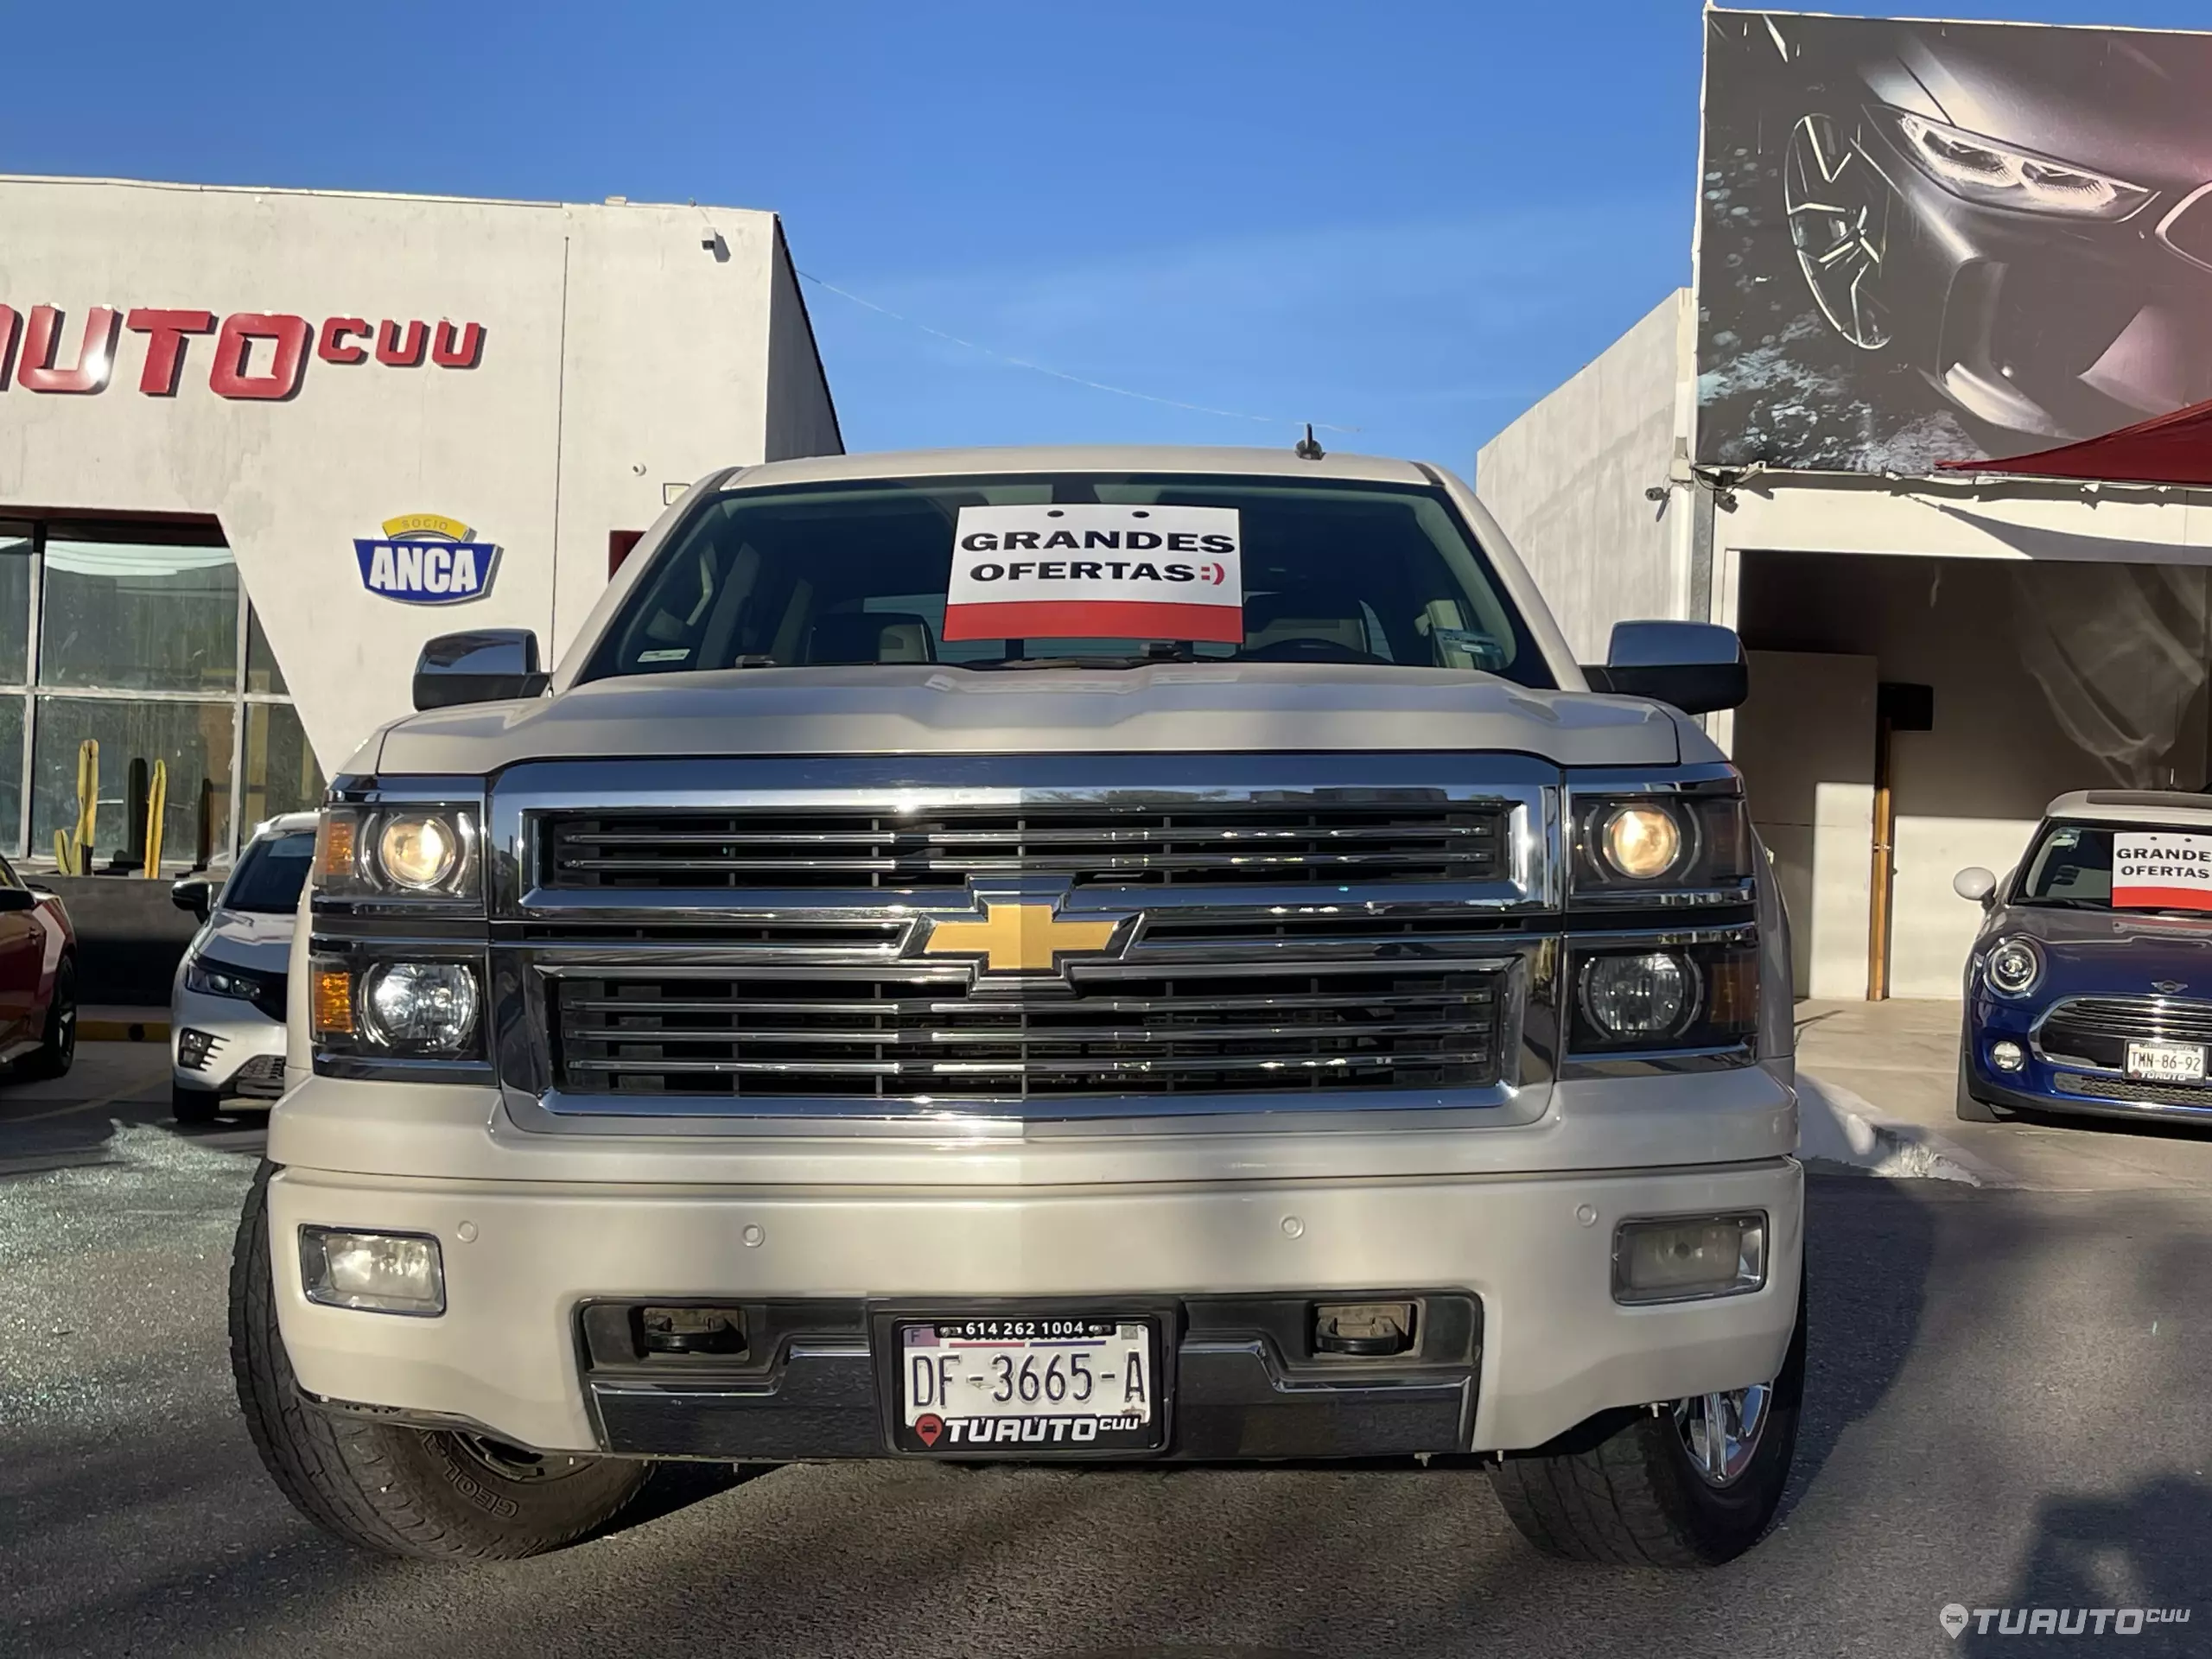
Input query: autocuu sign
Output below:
<box><xmin>354</xmin><ymin>512</ymin><xmax>499</xmax><ymax>604</ymax></box>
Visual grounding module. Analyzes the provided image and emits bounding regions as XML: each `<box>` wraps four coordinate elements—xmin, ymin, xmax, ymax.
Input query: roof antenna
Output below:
<box><xmin>1294</xmin><ymin>422</ymin><xmax>1325</xmax><ymax>461</ymax></box>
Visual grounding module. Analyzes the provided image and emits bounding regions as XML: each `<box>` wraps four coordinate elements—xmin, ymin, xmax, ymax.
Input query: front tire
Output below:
<box><xmin>229</xmin><ymin>1161</ymin><xmax>652</xmax><ymax>1560</ymax></box>
<box><xmin>17</xmin><ymin>956</ymin><xmax>75</xmax><ymax>1080</ymax></box>
<box><xmin>1489</xmin><ymin>1280</ymin><xmax>1807</xmax><ymax>1567</ymax></box>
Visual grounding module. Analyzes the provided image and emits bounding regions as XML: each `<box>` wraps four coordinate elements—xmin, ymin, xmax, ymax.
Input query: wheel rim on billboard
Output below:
<box><xmin>1784</xmin><ymin>113</ymin><xmax>1892</xmax><ymax>350</ymax></box>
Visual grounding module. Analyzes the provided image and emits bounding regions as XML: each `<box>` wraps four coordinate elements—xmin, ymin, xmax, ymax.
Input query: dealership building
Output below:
<box><xmin>0</xmin><ymin>174</ymin><xmax>840</xmax><ymax>880</ymax></box>
<box><xmin>1482</xmin><ymin>9</ymin><xmax>2212</xmax><ymax>1001</ymax></box>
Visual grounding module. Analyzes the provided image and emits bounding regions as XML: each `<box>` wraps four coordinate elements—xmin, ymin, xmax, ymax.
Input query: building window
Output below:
<box><xmin>0</xmin><ymin>520</ymin><xmax>325</xmax><ymax>869</ymax></box>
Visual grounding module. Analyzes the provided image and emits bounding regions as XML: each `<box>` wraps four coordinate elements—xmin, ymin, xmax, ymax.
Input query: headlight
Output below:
<box><xmin>360</xmin><ymin>962</ymin><xmax>480</xmax><ymax>1048</ymax></box>
<box><xmin>1581</xmin><ymin>951</ymin><xmax>1694</xmax><ymax>1039</ymax></box>
<box><xmin>315</xmin><ymin>804</ymin><xmax>481</xmax><ymax>904</ymax></box>
<box><xmin>1571</xmin><ymin>936</ymin><xmax>1760</xmax><ymax>1055</ymax></box>
<box><xmin>184</xmin><ymin>958</ymin><xmax>257</xmax><ymax>1001</ymax></box>
<box><xmin>1880</xmin><ymin>106</ymin><xmax>2150</xmax><ymax>220</ymax></box>
<box><xmin>1570</xmin><ymin>788</ymin><xmax>1752</xmax><ymax>906</ymax></box>
<box><xmin>311</xmin><ymin>953</ymin><xmax>486</xmax><ymax>1062</ymax></box>
<box><xmin>1602</xmin><ymin>805</ymin><xmax>1684</xmax><ymax>880</ymax></box>
<box><xmin>1986</xmin><ymin>938</ymin><xmax>2042</xmax><ymax>997</ymax></box>
<box><xmin>377</xmin><ymin>816</ymin><xmax>460</xmax><ymax>891</ymax></box>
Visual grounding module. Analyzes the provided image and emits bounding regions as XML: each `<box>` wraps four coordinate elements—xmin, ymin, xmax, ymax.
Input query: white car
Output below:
<box><xmin>232</xmin><ymin>446</ymin><xmax>1802</xmax><ymax>1570</ymax></box>
<box><xmin>169</xmin><ymin>812</ymin><xmax>317</xmax><ymax>1123</ymax></box>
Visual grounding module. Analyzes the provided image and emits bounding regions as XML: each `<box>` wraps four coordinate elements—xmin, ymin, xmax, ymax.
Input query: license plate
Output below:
<box><xmin>893</xmin><ymin>1316</ymin><xmax>1160</xmax><ymax>1454</ymax></box>
<box><xmin>2126</xmin><ymin>1040</ymin><xmax>2206</xmax><ymax>1083</ymax></box>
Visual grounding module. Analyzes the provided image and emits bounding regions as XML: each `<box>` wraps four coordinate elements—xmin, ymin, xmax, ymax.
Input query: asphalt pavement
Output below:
<box><xmin>4</xmin><ymin>1028</ymin><xmax>2211</xmax><ymax>1659</ymax></box>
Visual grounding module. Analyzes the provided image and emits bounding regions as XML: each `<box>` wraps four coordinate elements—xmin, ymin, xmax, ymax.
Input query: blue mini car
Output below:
<box><xmin>1957</xmin><ymin>790</ymin><xmax>2212</xmax><ymax>1127</ymax></box>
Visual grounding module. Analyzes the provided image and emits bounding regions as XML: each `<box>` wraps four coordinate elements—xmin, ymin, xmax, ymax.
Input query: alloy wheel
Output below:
<box><xmin>1783</xmin><ymin>112</ymin><xmax>1892</xmax><ymax>350</ymax></box>
<box><xmin>1673</xmin><ymin>1382</ymin><xmax>1772</xmax><ymax>1487</ymax></box>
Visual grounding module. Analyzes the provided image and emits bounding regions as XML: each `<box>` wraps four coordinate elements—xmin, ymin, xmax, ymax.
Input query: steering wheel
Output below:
<box><xmin>1236</xmin><ymin>636</ymin><xmax>1392</xmax><ymax>664</ymax></box>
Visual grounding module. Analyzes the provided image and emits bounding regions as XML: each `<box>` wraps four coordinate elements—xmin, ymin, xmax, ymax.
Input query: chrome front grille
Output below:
<box><xmin>542</xmin><ymin>803</ymin><xmax>1511</xmax><ymax>892</ymax></box>
<box><xmin>2038</xmin><ymin>995</ymin><xmax>2212</xmax><ymax>1070</ymax></box>
<box><xmin>546</xmin><ymin>959</ymin><xmax>1510</xmax><ymax>1099</ymax></box>
<box><xmin>489</xmin><ymin>754</ymin><xmax>1563</xmax><ymax>1119</ymax></box>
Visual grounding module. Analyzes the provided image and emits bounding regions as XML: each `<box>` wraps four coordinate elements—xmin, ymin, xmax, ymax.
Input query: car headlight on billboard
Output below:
<box><xmin>1878</xmin><ymin>106</ymin><xmax>2151</xmax><ymax>220</ymax></box>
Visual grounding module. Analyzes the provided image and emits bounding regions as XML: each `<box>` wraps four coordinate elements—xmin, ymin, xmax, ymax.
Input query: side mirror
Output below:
<box><xmin>1954</xmin><ymin>867</ymin><xmax>1998</xmax><ymax>907</ymax></box>
<box><xmin>1581</xmin><ymin>620</ymin><xmax>1748</xmax><ymax>715</ymax></box>
<box><xmin>413</xmin><ymin>629</ymin><xmax>549</xmax><ymax>712</ymax></box>
<box><xmin>0</xmin><ymin>887</ymin><xmax>36</xmax><ymax>912</ymax></box>
<box><xmin>172</xmin><ymin>877</ymin><xmax>213</xmax><ymax>920</ymax></box>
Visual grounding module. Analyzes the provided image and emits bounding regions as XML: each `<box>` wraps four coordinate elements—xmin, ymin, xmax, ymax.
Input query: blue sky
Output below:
<box><xmin>5</xmin><ymin>0</ymin><xmax>2207</xmax><ymax>467</ymax></box>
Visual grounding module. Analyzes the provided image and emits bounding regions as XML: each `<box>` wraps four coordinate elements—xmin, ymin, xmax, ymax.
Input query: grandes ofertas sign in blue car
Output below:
<box><xmin>1956</xmin><ymin>790</ymin><xmax>2212</xmax><ymax>1127</ymax></box>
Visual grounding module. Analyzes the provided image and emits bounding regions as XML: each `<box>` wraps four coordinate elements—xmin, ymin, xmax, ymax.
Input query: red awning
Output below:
<box><xmin>1939</xmin><ymin>397</ymin><xmax>2212</xmax><ymax>486</ymax></box>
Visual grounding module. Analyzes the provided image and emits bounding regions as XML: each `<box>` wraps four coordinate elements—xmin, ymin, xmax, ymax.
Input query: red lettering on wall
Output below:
<box><xmin>17</xmin><ymin>305</ymin><xmax>122</xmax><ymax>393</ymax></box>
<box><xmin>375</xmin><ymin>319</ymin><xmax>426</xmax><ymax>367</ymax></box>
<box><xmin>207</xmin><ymin>313</ymin><xmax>310</xmax><ymax>401</ymax></box>
<box><xmin>318</xmin><ymin>316</ymin><xmax>371</xmax><ymax>365</ymax></box>
<box><xmin>0</xmin><ymin>303</ymin><xmax>486</xmax><ymax>392</ymax></box>
<box><xmin>125</xmin><ymin>308</ymin><xmax>217</xmax><ymax>396</ymax></box>
<box><xmin>431</xmin><ymin>320</ymin><xmax>485</xmax><ymax>369</ymax></box>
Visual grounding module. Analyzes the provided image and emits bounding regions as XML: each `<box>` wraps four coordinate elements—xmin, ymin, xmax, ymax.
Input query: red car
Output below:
<box><xmin>0</xmin><ymin>855</ymin><xmax>76</xmax><ymax>1080</ymax></box>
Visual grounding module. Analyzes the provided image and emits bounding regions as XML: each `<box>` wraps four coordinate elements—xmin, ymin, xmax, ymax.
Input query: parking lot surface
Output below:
<box><xmin>4</xmin><ymin>1030</ymin><xmax>2211</xmax><ymax>1658</ymax></box>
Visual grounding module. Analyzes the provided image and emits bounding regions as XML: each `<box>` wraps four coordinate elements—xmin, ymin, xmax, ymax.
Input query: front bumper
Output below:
<box><xmin>1966</xmin><ymin>1008</ymin><xmax>2212</xmax><ymax>1126</ymax></box>
<box><xmin>171</xmin><ymin>984</ymin><xmax>288</xmax><ymax>1096</ymax></box>
<box><xmin>267</xmin><ymin>1152</ymin><xmax>1803</xmax><ymax>1460</ymax></box>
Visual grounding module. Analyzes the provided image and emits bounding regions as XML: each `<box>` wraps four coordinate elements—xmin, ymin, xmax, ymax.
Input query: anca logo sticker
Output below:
<box><xmin>354</xmin><ymin>514</ymin><xmax>499</xmax><ymax>604</ymax></box>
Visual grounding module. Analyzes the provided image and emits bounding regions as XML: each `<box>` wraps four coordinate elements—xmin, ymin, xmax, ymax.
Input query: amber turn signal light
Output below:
<box><xmin>315</xmin><ymin>815</ymin><xmax>356</xmax><ymax>885</ymax></box>
<box><xmin>312</xmin><ymin>967</ymin><xmax>355</xmax><ymax>1036</ymax></box>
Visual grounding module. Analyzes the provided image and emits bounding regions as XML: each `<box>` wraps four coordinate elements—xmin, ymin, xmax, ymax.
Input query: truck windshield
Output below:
<box><xmin>220</xmin><ymin>830</ymin><xmax>316</xmax><ymax>914</ymax></box>
<box><xmin>581</xmin><ymin>473</ymin><xmax>1553</xmax><ymax>688</ymax></box>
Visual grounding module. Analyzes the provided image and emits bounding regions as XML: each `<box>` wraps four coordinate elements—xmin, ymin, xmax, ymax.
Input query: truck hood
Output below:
<box><xmin>366</xmin><ymin>663</ymin><xmax>1686</xmax><ymax>775</ymax></box>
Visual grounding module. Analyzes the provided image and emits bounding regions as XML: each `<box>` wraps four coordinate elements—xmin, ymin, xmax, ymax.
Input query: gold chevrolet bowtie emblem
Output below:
<box><xmin>921</xmin><ymin>902</ymin><xmax>1121</xmax><ymax>974</ymax></box>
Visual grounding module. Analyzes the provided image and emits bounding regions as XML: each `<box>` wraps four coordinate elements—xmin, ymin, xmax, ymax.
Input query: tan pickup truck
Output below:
<box><xmin>232</xmin><ymin>444</ymin><xmax>1802</xmax><ymax>1568</ymax></box>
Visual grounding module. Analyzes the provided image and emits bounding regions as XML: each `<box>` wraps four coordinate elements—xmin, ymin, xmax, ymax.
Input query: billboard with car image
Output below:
<box><xmin>1696</xmin><ymin>9</ymin><xmax>2212</xmax><ymax>472</ymax></box>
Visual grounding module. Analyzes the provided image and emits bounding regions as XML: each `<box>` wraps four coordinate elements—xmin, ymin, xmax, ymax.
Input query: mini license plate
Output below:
<box><xmin>2126</xmin><ymin>1040</ymin><xmax>2207</xmax><ymax>1084</ymax></box>
<box><xmin>893</xmin><ymin>1316</ymin><xmax>1161</xmax><ymax>1454</ymax></box>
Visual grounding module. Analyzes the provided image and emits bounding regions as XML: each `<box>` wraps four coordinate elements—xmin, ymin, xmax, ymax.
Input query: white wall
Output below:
<box><xmin>1476</xmin><ymin>290</ymin><xmax>1691</xmax><ymax>662</ymax></box>
<box><xmin>0</xmin><ymin>175</ymin><xmax>839</xmax><ymax>772</ymax></box>
<box><xmin>1733</xmin><ymin>651</ymin><xmax>1876</xmax><ymax>1000</ymax></box>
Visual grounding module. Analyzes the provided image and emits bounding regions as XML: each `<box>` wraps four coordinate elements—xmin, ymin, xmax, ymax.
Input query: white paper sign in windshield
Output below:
<box><xmin>2112</xmin><ymin>832</ymin><xmax>2212</xmax><ymax>911</ymax></box>
<box><xmin>945</xmin><ymin>505</ymin><xmax>1243</xmax><ymax>644</ymax></box>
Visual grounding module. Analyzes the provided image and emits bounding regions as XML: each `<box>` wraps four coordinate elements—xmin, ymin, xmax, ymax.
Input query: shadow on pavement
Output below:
<box><xmin>1777</xmin><ymin>1175</ymin><xmax>1938</xmax><ymax>1522</ymax></box>
<box><xmin>1961</xmin><ymin>1476</ymin><xmax>2212</xmax><ymax>1656</ymax></box>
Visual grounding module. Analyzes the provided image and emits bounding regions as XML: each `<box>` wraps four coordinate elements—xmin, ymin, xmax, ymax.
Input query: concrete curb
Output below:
<box><xmin>1798</xmin><ymin>1071</ymin><xmax>2014</xmax><ymax>1186</ymax></box>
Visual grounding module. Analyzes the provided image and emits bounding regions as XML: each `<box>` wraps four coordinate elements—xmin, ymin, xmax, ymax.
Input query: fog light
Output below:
<box><xmin>1991</xmin><ymin>1039</ymin><xmax>2026</xmax><ymax>1073</ymax></box>
<box><xmin>1613</xmin><ymin>1213</ymin><xmax>1767</xmax><ymax>1306</ymax></box>
<box><xmin>299</xmin><ymin>1227</ymin><xmax>445</xmax><ymax>1315</ymax></box>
